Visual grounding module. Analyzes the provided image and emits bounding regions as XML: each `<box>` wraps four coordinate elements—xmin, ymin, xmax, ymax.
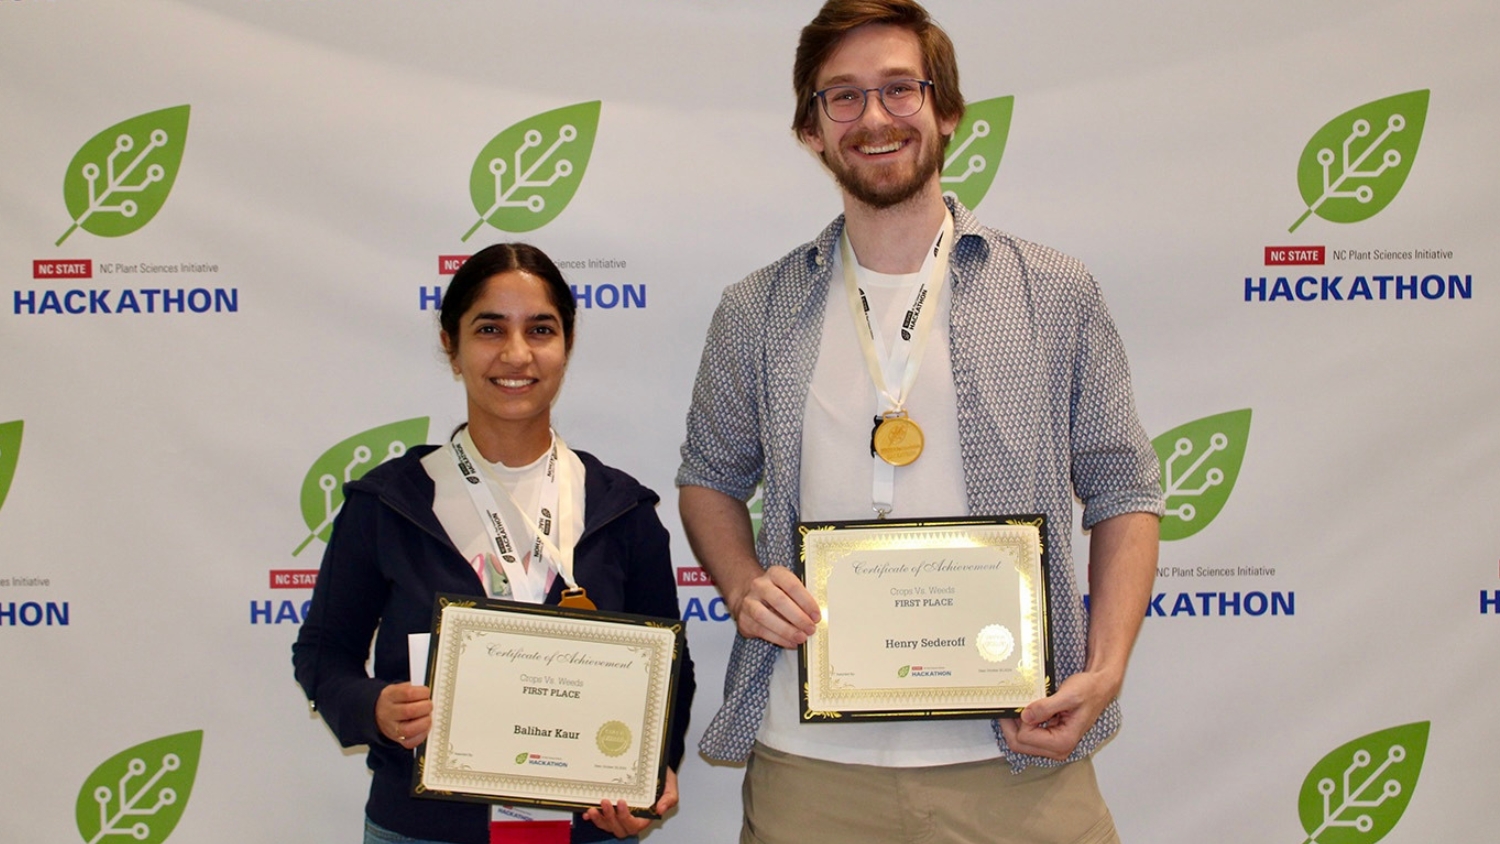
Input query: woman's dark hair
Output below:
<box><xmin>440</xmin><ymin>242</ymin><xmax>576</xmax><ymax>354</ymax></box>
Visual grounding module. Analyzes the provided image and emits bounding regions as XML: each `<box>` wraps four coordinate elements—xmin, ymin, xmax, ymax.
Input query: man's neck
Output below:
<box><xmin>841</xmin><ymin>182</ymin><xmax>949</xmax><ymax>274</ymax></box>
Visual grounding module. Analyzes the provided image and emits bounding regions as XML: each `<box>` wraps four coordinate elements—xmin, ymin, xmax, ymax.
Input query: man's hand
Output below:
<box><xmin>680</xmin><ymin>485</ymin><xmax>821</xmax><ymax>648</ymax></box>
<box><xmin>726</xmin><ymin>565</ymin><xmax>820</xmax><ymax>648</ymax></box>
<box><xmin>998</xmin><ymin>670</ymin><xmax>1117</xmax><ymax>761</ymax></box>
<box><xmin>1000</xmin><ymin>511</ymin><xmax>1157</xmax><ymax>761</ymax></box>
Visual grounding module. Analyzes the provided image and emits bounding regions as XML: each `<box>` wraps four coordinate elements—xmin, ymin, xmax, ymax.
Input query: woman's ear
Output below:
<box><xmin>440</xmin><ymin>331</ymin><xmax>459</xmax><ymax>374</ymax></box>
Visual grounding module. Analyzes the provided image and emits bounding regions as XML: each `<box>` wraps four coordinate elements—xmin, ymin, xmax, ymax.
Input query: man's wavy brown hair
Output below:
<box><xmin>792</xmin><ymin>0</ymin><xmax>966</xmax><ymax>144</ymax></box>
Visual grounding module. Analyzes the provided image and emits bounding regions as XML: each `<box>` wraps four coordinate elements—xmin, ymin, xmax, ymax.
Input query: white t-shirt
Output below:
<box><xmin>757</xmin><ymin>250</ymin><xmax>1003</xmax><ymax>767</ymax></box>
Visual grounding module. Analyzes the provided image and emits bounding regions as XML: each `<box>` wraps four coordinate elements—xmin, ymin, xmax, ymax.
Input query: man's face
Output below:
<box><xmin>803</xmin><ymin>23</ymin><xmax>958</xmax><ymax>210</ymax></box>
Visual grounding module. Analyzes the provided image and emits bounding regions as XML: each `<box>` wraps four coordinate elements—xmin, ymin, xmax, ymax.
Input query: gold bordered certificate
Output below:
<box><xmin>415</xmin><ymin>595</ymin><xmax>683</xmax><ymax>817</ymax></box>
<box><xmin>797</xmin><ymin>516</ymin><xmax>1053</xmax><ymax>721</ymax></box>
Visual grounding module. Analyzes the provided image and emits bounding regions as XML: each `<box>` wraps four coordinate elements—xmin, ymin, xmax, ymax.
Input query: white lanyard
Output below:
<box><xmin>840</xmin><ymin>210</ymin><xmax>954</xmax><ymax>516</ymax></box>
<box><xmin>449</xmin><ymin>427</ymin><xmax>584</xmax><ymax>604</ymax></box>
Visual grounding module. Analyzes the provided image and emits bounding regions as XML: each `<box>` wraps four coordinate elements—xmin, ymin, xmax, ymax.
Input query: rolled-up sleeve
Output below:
<box><xmin>1068</xmin><ymin>274</ymin><xmax>1165</xmax><ymax>529</ymax></box>
<box><xmin>676</xmin><ymin>287</ymin><xmax>765</xmax><ymax>502</ymax></box>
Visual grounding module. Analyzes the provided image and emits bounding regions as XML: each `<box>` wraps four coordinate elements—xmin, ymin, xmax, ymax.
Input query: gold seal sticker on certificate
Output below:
<box><xmin>414</xmin><ymin>595</ymin><xmax>684</xmax><ymax>818</ymax></box>
<box><xmin>872</xmin><ymin>413</ymin><xmax>924</xmax><ymax>466</ymax></box>
<box><xmin>796</xmin><ymin>516</ymin><xmax>1054</xmax><ymax>721</ymax></box>
<box><xmin>596</xmin><ymin>721</ymin><xmax>632</xmax><ymax>757</ymax></box>
<box><xmin>976</xmin><ymin>624</ymin><xmax>1015</xmax><ymax>663</ymax></box>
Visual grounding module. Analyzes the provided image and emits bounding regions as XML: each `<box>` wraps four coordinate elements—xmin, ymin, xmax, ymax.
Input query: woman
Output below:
<box><xmin>293</xmin><ymin>243</ymin><xmax>695</xmax><ymax>844</ymax></box>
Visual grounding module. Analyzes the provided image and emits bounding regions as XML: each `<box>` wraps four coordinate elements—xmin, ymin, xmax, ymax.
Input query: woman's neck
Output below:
<box><xmin>465</xmin><ymin>418</ymin><xmax>552</xmax><ymax>468</ymax></box>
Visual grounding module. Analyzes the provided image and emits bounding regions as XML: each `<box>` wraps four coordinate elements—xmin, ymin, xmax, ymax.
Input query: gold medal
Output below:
<box><xmin>872</xmin><ymin>412</ymin><xmax>924</xmax><ymax>466</ymax></box>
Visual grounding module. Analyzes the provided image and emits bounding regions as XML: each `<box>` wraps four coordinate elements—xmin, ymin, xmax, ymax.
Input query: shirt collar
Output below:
<box><xmin>805</xmin><ymin>196</ymin><xmax>988</xmax><ymax>277</ymax></box>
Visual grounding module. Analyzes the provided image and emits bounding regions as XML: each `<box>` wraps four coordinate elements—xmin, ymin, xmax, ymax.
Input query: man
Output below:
<box><xmin>677</xmin><ymin>1</ymin><xmax>1163</xmax><ymax>841</ymax></box>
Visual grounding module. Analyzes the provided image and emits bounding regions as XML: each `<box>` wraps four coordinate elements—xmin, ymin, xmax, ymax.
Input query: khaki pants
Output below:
<box><xmin>741</xmin><ymin>743</ymin><xmax>1119</xmax><ymax>844</ymax></box>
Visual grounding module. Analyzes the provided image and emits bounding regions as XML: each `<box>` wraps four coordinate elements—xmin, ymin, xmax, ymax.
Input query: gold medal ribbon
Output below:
<box><xmin>839</xmin><ymin>209</ymin><xmax>955</xmax><ymax>514</ymax></box>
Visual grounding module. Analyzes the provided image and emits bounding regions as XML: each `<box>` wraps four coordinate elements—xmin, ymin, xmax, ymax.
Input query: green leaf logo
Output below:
<box><xmin>76</xmin><ymin>730</ymin><xmax>202</xmax><ymax>844</ymax></box>
<box><xmin>515</xmin><ymin>752</ymin><xmax>529</xmax><ymax>765</ymax></box>
<box><xmin>1153</xmin><ymin>409</ymin><xmax>1252</xmax><ymax>541</ymax></box>
<box><xmin>0</xmin><ymin>419</ymin><xmax>22</xmax><ymax>515</ymax></box>
<box><xmin>748</xmin><ymin>484</ymin><xmax>765</xmax><ymax>541</ymax></box>
<box><xmin>1297</xmin><ymin>722</ymin><xmax>1429</xmax><ymax>844</ymax></box>
<box><xmin>941</xmin><ymin>95</ymin><xmax>1014</xmax><ymax>209</ymax></box>
<box><xmin>461</xmin><ymin>101</ymin><xmax>601</xmax><ymax>240</ymax></box>
<box><xmin>56</xmin><ymin>105</ymin><xmax>191</xmax><ymax>246</ymax></box>
<box><xmin>293</xmin><ymin>417</ymin><xmax>429</xmax><ymax>556</ymax></box>
<box><xmin>1289</xmin><ymin>90</ymin><xmax>1429</xmax><ymax>233</ymax></box>
<box><xmin>897</xmin><ymin>665</ymin><xmax>910</xmax><ymax>678</ymax></box>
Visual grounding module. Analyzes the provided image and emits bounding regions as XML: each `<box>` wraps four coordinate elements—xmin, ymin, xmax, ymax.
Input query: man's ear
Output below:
<box><xmin>800</xmin><ymin>124</ymin><xmax>826</xmax><ymax>155</ymax></box>
<box><xmin>938</xmin><ymin>112</ymin><xmax>960</xmax><ymax>139</ymax></box>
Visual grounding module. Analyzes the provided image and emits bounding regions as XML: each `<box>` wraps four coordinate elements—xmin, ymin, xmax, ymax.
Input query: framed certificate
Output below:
<box><xmin>414</xmin><ymin>594</ymin><xmax>684</xmax><ymax>817</ymax></box>
<box><xmin>797</xmin><ymin>516</ymin><xmax>1053</xmax><ymax>721</ymax></box>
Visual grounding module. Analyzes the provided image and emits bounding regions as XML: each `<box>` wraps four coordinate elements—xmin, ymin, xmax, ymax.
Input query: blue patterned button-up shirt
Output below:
<box><xmin>677</xmin><ymin>199</ymin><xmax>1164</xmax><ymax>768</ymax></box>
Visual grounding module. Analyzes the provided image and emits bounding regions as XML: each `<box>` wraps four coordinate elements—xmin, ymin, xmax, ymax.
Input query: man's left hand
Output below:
<box><xmin>998</xmin><ymin>670</ymin><xmax>1117</xmax><ymax>761</ymax></box>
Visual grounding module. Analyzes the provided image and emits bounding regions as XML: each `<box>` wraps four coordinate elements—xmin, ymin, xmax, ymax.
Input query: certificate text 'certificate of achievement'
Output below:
<box><xmin>798</xmin><ymin>517</ymin><xmax>1053</xmax><ymax>721</ymax></box>
<box><xmin>415</xmin><ymin>596</ymin><xmax>684</xmax><ymax>817</ymax></box>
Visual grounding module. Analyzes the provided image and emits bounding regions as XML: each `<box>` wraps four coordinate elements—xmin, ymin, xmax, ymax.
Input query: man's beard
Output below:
<box><xmin>825</xmin><ymin>128</ymin><xmax>947</xmax><ymax>209</ymax></box>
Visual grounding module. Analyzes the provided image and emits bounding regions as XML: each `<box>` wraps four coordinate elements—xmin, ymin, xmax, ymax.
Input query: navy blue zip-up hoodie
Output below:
<box><xmin>293</xmin><ymin>445</ymin><xmax>695</xmax><ymax>843</ymax></box>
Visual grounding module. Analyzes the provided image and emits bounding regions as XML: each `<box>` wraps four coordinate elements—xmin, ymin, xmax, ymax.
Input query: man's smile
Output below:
<box><xmin>856</xmin><ymin>139</ymin><xmax>906</xmax><ymax>155</ymax></box>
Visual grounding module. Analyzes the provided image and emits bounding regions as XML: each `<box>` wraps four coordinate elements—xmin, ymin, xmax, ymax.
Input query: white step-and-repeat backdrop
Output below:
<box><xmin>3</xmin><ymin>1</ymin><xmax>1496</xmax><ymax>842</ymax></box>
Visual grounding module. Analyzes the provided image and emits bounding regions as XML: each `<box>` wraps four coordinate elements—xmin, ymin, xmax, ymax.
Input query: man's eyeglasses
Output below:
<box><xmin>812</xmin><ymin>79</ymin><xmax>933</xmax><ymax>123</ymax></box>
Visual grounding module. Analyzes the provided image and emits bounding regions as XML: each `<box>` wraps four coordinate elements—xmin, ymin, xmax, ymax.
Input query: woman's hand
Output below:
<box><xmin>375</xmin><ymin>682</ymin><xmax>432</xmax><ymax>750</ymax></box>
<box><xmin>582</xmin><ymin>767</ymin><xmax>678</xmax><ymax>838</ymax></box>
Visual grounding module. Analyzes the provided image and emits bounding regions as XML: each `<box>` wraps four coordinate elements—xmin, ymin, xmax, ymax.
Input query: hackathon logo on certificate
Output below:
<box><xmin>796</xmin><ymin>516</ymin><xmax>1054</xmax><ymax>721</ymax></box>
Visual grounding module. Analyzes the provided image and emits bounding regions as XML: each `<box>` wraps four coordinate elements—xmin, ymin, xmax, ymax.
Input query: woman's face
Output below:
<box><xmin>444</xmin><ymin>270</ymin><xmax>569</xmax><ymax>443</ymax></box>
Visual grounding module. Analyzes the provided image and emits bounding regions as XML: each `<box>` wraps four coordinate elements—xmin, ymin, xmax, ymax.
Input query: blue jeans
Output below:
<box><xmin>363</xmin><ymin>818</ymin><xmax>451</xmax><ymax>844</ymax></box>
<box><xmin>363</xmin><ymin>817</ymin><xmax>638</xmax><ymax>844</ymax></box>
